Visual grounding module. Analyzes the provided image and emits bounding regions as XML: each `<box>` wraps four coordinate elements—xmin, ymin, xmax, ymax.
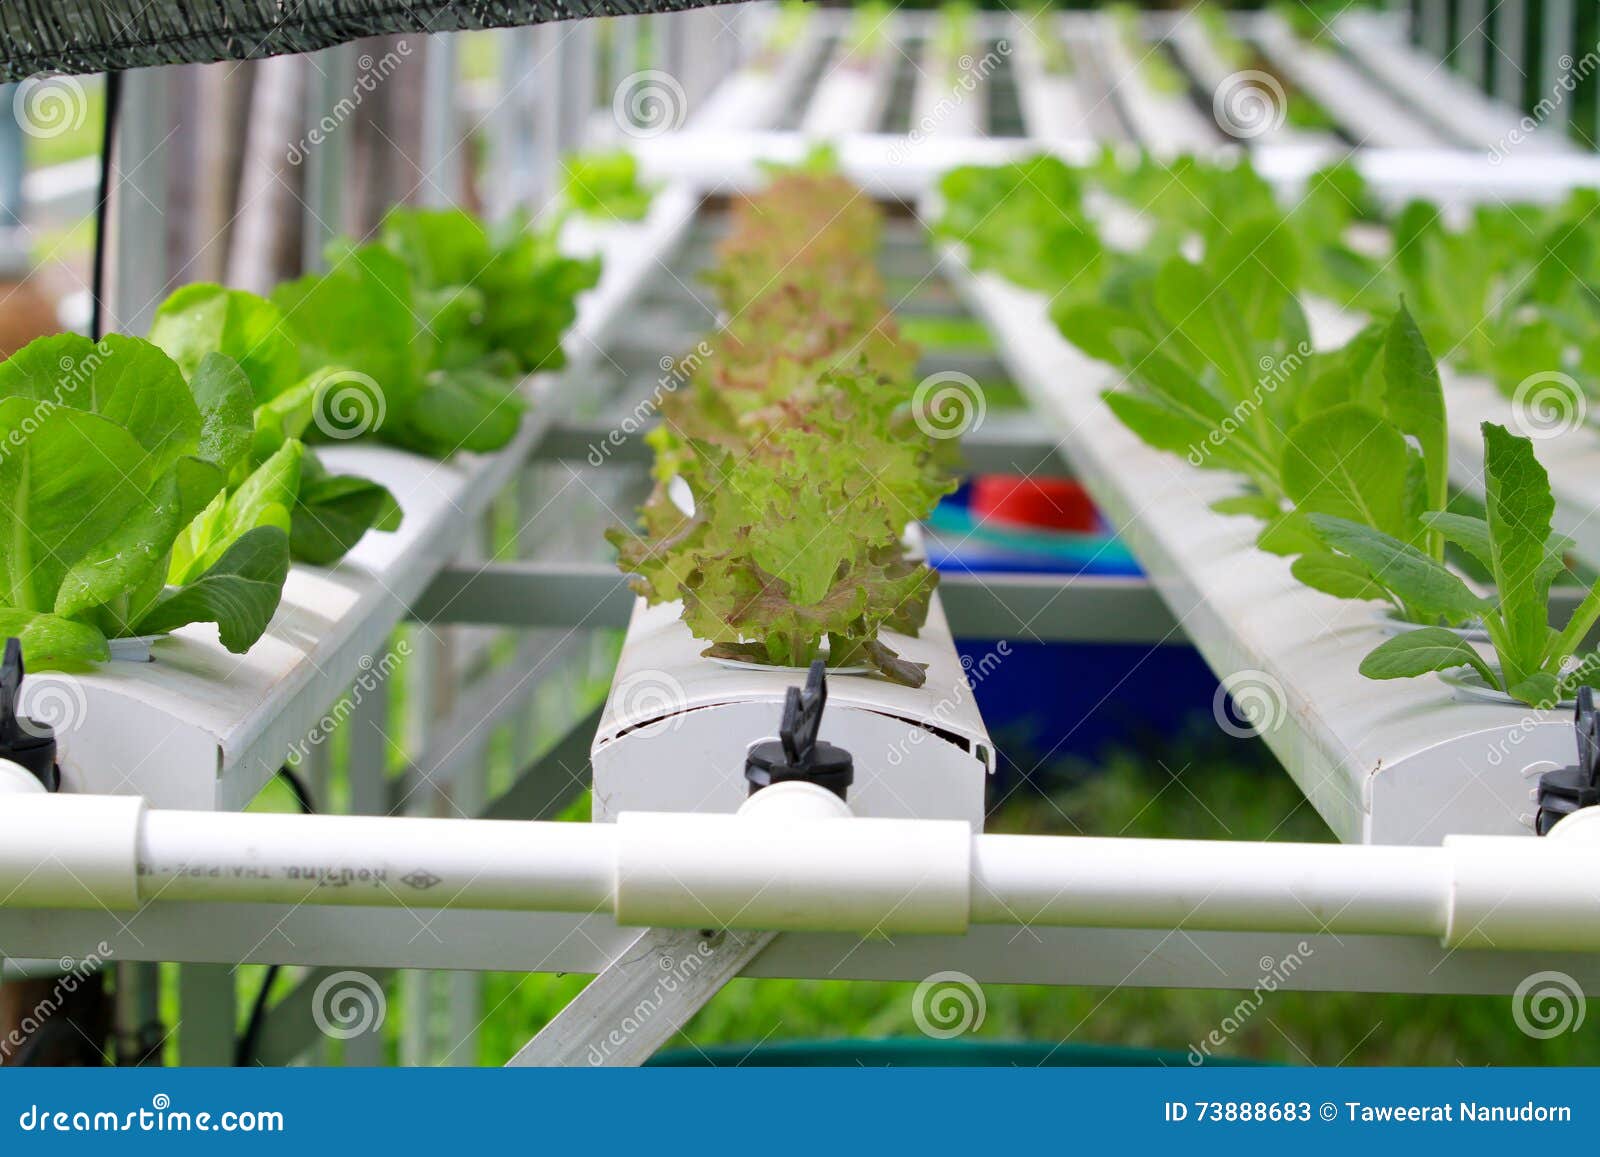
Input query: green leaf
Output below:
<box><xmin>289</xmin><ymin>450</ymin><xmax>404</xmax><ymax>566</ymax></box>
<box><xmin>133</xmin><ymin>526</ymin><xmax>291</xmax><ymax>653</ymax></box>
<box><xmin>0</xmin><ymin>609</ymin><xmax>109</xmax><ymax>671</ymax></box>
<box><xmin>1382</xmin><ymin>303</ymin><xmax>1448</xmax><ymax>555</ymax></box>
<box><xmin>0</xmin><ymin>399</ymin><xmax>149</xmax><ymax>614</ymax></box>
<box><xmin>1482</xmin><ymin>421</ymin><xmax>1558</xmax><ymax>683</ymax></box>
<box><xmin>1211</xmin><ymin>494</ymin><xmax>1281</xmax><ymax>519</ymax></box>
<box><xmin>54</xmin><ymin>457</ymin><xmax>225</xmax><ymax>619</ymax></box>
<box><xmin>188</xmin><ymin>352</ymin><xmax>255</xmax><ymax>475</ymax></box>
<box><xmin>1306</xmin><ymin>514</ymin><xmax>1489</xmax><ymax>625</ymax></box>
<box><xmin>1359</xmin><ymin>626</ymin><xmax>1497</xmax><ymax>687</ymax></box>
<box><xmin>169</xmin><ymin>439</ymin><xmax>302</xmax><ymax>586</ymax></box>
<box><xmin>272</xmin><ymin>244</ymin><xmax>420</xmax><ymax>422</ymax></box>
<box><xmin>1508</xmin><ymin>671</ymin><xmax>1564</xmax><ymax>709</ymax></box>
<box><xmin>393</xmin><ymin>368</ymin><xmax>524</xmax><ymax>456</ymax></box>
<box><xmin>1256</xmin><ymin>510</ymin><xmax>1323</xmax><ymax>557</ymax></box>
<box><xmin>148</xmin><ymin>283</ymin><xmax>303</xmax><ymax>403</ymax></box>
<box><xmin>1291</xmin><ymin>550</ymin><xmax>1390</xmax><ymax>603</ymax></box>
<box><xmin>0</xmin><ymin>333</ymin><xmax>202</xmax><ymax>477</ymax></box>
<box><xmin>1282</xmin><ymin>404</ymin><xmax>1413</xmax><ymax>539</ymax></box>
<box><xmin>1154</xmin><ymin>257</ymin><xmax>1257</xmax><ymax>403</ymax></box>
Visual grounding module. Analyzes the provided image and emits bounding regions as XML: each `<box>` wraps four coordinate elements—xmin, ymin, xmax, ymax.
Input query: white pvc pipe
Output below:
<box><xmin>137</xmin><ymin>810</ymin><xmax>617</xmax><ymax>913</ymax></box>
<box><xmin>969</xmin><ymin>835</ymin><xmax>1453</xmax><ymax>937</ymax></box>
<box><xmin>5</xmin><ymin>766</ymin><xmax>1600</xmax><ymax>953</ymax></box>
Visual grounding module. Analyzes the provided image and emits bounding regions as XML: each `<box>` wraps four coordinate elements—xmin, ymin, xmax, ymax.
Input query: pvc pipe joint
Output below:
<box><xmin>1444</xmin><ymin>817</ymin><xmax>1600</xmax><ymax>952</ymax></box>
<box><xmin>615</xmin><ymin>784</ymin><xmax>972</xmax><ymax>935</ymax></box>
<box><xmin>0</xmin><ymin>781</ymin><xmax>144</xmax><ymax>910</ymax></box>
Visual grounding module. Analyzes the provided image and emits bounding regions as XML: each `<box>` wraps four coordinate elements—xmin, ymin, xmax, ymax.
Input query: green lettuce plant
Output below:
<box><xmin>149</xmin><ymin>283</ymin><xmax>403</xmax><ymax>566</ymax></box>
<box><xmin>559</xmin><ymin>151</ymin><xmax>656</xmax><ymax>223</ymax></box>
<box><xmin>1333</xmin><ymin>423</ymin><xmax>1600</xmax><ymax>708</ymax></box>
<box><xmin>610</xmin><ymin>172</ymin><xmax>958</xmax><ymax>686</ymax></box>
<box><xmin>0</xmin><ymin>334</ymin><xmax>292</xmax><ymax>669</ymax></box>
<box><xmin>379</xmin><ymin>206</ymin><xmax>602</xmax><ymax>377</ymax></box>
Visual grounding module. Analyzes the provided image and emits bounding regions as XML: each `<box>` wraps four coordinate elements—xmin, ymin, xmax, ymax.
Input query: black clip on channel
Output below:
<box><xmin>0</xmin><ymin>637</ymin><xmax>60</xmax><ymax>792</ymax></box>
<box><xmin>1535</xmin><ymin>685</ymin><xmax>1600</xmax><ymax>835</ymax></box>
<box><xmin>744</xmin><ymin>659</ymin><xmax>854</xmax><ymax>802</ymax></box>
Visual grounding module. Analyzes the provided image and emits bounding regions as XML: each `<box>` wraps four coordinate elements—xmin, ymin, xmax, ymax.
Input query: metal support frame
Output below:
<box><xmin>111</xmin><ymin>67</ymin><xmax>171</xmax><ymax>334</ymax></box>
<box><xmin>509</xmin><ymin>927</ymin><xmax>775</xmax><ymax>1067</ymax></box>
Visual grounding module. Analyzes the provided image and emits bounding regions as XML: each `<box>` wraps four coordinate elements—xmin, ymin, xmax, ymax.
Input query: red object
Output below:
<box><xmin>971</xmin><ymin>475</ymin><xmax>1099</xmax><ymax>533</ymax></box>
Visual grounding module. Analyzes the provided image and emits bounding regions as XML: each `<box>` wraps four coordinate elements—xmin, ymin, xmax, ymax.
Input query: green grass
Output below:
<box><xmin>900</xmin><ymin>314</ymin><xmax>997</xmax><ymax>352</ymax></box>
<box><xmin>23</xmin><ymin>82</ymin><xmax>104</xmax><ymax>168</ymax></box>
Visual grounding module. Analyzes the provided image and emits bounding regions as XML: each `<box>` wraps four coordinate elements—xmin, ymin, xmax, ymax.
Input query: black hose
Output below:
<box><xmin>89</xmin><ymin>70</ymin><xmax>123</xmax><ymax>343</ymax></box>
<box><xmin>234</xmin><ymin>766</ymin><xmax>317</xmax><ymax>1066</ymax></box>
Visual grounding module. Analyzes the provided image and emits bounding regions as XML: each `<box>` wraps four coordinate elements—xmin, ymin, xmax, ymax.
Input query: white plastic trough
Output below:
<box><xmin>800</xmin><ymin>21</ymin><xmax>897</xmax><ymax>138</ymax></box>
<box><xmin>1008</xmin><ymin>14</ymin><xmax>1098</xmax><ymax>144</ymax></box>
<box><xmin>936</xmin><ymin>238</ymin><xmax>1578</xmax><ymax>847</ymax></box>
<box><xmin>1092</xmin><ymin>9</ymin><xmax>1221</xmax><ymax>155</ymax></box>
<box><xmin>591</xmin><ymin>590</ymin><xmax>995</xmax><ymax>828</ymax></box>
<box><xmin>1335</xmin><ymin>10</ymin><xmax>1574</xmax><ymax>157</ymax></box>
<box><xmin>1249</xmin><ymin>10</ymin><xmax>1442</xmax><ymax>150</ymax></box>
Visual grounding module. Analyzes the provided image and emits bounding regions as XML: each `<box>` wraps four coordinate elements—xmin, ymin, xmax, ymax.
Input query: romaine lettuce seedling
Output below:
<box><xmin>1332</xmin><ymin>423</ymin><xmax>1600</xmax><ymax>707</ymax></box>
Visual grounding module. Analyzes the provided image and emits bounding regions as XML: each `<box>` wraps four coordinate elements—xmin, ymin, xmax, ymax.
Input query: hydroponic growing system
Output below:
<box><xmin>3</xmin><ymin>1</ymin><xmax>1600</xmax><ymax>1067</ymax></box>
